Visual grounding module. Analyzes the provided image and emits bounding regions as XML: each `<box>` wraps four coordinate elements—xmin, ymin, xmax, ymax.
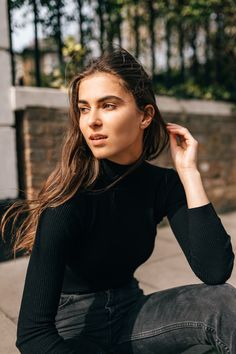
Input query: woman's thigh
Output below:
<box><xmin>114</xmin><ymin>283</ymin><xmax>236</xmax><ymax>354</ymax></box>
<box><xmin>55</xmin><ymin>290</ymin><xmax>110</xmax><ymax>347</ymax></box>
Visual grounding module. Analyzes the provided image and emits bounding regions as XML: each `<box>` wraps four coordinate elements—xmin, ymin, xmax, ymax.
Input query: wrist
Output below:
<box><xmin>176</xmin><ymin>167</ymin><xmax>200</xmax><ymax>178</ymax></box>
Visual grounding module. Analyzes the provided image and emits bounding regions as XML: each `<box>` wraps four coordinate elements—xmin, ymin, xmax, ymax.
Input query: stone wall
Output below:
<box><xmin>16</xmin><ymin>93</ymin><xmax>236</xmax><ymax>213</ymax></box>
<box><xmin>154</xmin><ymin>111</ymin><xmax>236</xmax><ymax>212</ymax></box>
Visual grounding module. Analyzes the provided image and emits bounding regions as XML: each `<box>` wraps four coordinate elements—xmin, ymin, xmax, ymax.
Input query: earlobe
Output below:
<box><xmin>140</xmin><ymin>121</ymin><xmax>148</xmax><ymax>128</ymax></box>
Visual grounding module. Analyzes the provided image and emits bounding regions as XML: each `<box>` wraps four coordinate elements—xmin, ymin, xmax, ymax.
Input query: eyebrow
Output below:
<box><xmin>78</xmin><ymin>95</ymin><xmax>125</xmax><ymax>104</ymax></box>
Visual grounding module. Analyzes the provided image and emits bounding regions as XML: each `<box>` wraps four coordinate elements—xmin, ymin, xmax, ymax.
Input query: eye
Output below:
<box><xmin>104</xmin><ymin>103</ymin><xmax>116</xmax><ymax>110</ymax></box>
<box><xmin>78</xmin><ymin>107</ymin><xmax>89</xmax><ymax>114</ymax></box>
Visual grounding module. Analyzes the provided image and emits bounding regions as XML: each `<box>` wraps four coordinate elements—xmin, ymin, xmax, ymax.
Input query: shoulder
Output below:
<box><xmin>40</xmin><ymin>194</ymin><xmax>82</xmax><ymax>221</ymax></box>
<box><xmin>37</xmin><ymin>193</ymin><xmax>86</xmax><ymax>241</ymax></box>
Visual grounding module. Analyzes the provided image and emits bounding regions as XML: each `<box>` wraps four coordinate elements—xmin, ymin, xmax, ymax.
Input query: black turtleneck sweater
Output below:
<box><xmin>16</xmin><ymin>158</ymin><xmax>235</xmax><ymax>353</ymax></box>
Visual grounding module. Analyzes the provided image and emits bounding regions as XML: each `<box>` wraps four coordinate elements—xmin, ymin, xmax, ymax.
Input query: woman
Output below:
<box><xmin>1</xmin><ymin>47</ymin><xmax>235</xmax><ymax>354</ymax></box>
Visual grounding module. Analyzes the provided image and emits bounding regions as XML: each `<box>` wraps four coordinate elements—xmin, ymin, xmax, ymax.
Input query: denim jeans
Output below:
<box><xmin>54</xmin><ymin>278</ymin><xmax>236</xmax><ymax>354</ymax></box>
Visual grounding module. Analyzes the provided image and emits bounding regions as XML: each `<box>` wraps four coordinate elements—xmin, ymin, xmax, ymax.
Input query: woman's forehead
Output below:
<box><xmin>78</xmin><ymin>73</ymin><xmax>132</xmax><ymax>101</ymax></box>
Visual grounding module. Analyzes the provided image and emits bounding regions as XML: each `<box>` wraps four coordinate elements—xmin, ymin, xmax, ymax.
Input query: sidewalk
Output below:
<box><xmin>1</xmin><ymin>210</ymin><xmax>236</xmax><ymax>354</ymax></box>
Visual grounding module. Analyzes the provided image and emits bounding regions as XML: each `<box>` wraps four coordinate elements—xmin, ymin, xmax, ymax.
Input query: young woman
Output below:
<box><xmin>1</xmin><ymin>47</ymin><xmax>235</xmax><ymax>354</ymax></box>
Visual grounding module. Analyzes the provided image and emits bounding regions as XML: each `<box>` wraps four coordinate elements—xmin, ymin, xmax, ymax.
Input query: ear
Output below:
<box><xmin>140</xmin><ymin>104</ymin><xmax>155</xmax><ymax>129</ymax></box>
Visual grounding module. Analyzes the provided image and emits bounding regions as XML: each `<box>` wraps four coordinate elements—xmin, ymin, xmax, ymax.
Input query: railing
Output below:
<box><xmin>7</xmin><ymin>0</ymin><xmax>236</xmax><ymax>102</ymax></box>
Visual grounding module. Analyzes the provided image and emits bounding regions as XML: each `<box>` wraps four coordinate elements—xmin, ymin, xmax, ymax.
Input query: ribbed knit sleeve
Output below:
<box><xmin>16</xmin><ymin>203</ymin><xmax>79</xmax><ymax>354</ymax></box>
<box><xmin>163</xmin><ymin>168</ymin><xmax>235</xmax><ymax>285</ymax></box>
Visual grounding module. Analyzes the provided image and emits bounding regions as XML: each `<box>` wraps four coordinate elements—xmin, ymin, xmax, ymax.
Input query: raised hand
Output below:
<box><xmin>166</xmin><ymin>122</ymin><xmax>199</xmax><ymax>172</ymax></box>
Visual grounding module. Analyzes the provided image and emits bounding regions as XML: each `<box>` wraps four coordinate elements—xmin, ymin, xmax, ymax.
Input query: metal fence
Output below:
<box><xmin>8</xmin><ymin>0</ymin><xmax>236</xmax><ymax>102</ymax></box>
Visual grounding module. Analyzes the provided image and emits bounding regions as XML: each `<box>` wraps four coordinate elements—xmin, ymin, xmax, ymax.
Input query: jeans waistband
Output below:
<box><xmin>61</xmin><ymin>277</ymin><xmax>141</xmax><ymax>296</ymax></box>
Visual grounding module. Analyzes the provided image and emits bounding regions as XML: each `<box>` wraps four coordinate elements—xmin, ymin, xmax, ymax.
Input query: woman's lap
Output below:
<box><xmin>115</xmin><ymin>282</ymin><xmax>236</xmax><ymax>353</ymax></box>
<box><xmin>55</xmin><ymin>280</ymin><xmax>236</xmax><ymax>353</ymax></box>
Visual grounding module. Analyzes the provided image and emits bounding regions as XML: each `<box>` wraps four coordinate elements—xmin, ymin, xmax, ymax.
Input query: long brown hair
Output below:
<box><xmin>0</xmin><ymin>46</ymin><xmax>169</xmax><ymax>258</ymax></box>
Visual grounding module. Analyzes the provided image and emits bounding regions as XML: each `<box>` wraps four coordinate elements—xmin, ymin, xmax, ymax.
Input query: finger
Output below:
<box><xmin>168</xmin><ymin>129</ymin><xmax>189</xmax><ymax>149</ymax></box>
<box><xmin>169</xmin><ymin>131</ymin><xmax>179</xmax><ymax>149</ymax></box>
<box><xmin>167</xmin><ymin>126</ymin><xmax>195</xmax><ymax>145</ymax></box>
<box><xmin>167</xmin><ymin>123</ymin><xmax>184</xmax><ymax>128</ymax></box>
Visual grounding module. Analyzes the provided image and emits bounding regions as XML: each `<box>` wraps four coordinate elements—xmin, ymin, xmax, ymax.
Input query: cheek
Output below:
<box><xmin>111</xmin><ymin>112</ymin><xmax>140</xmax><ymax>136</ymax></box>
<box><xmin>79</xmin><ymin>119</ymin><xmax>85</xmax><ymax>135</ymax></box>
<box><xmin>120</xmin><ymin>121</ymin><xmax>140</xmax><ymax>143</ymax></box>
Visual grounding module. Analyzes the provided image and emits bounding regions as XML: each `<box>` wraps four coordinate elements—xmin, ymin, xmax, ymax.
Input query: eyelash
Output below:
<box><xmin>104</xmin><ymin>103</ymin><xmax>116</xmax><ymax>110</ymax></box>
<box><xmin>79</xmin><ymin>103</ymin><xmax>116</xmax><ymax>113</ymax></box>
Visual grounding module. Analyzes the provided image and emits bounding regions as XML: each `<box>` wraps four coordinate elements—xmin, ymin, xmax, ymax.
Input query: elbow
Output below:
<box><xmin>16</xmin><ymin>319</ymin><xmax>39</xmax><ymax>353</ymax></box>
<box><xmin>16</xmin><ymin>336</ymin><xmax>26</xmax><ymax>353</ymax></box>
<box><xmin>16</xmin><ymin>326</ymin><xmax>28</xmax><ymax>353</ymax></box>
<box><xmin>192</xmin><ymin>252</ymin><xmax>235</xmax><ymax>285</ymax></box>
<box><xmin>201</xmin><ymin>272</ymin><xmax>232</xmax><ymax>286</ymax></box>
<box><xmin>198</xmin><ymin>259</ymin><xmax>234</xmax><ymax>286</ymax></box>
<box><xmin>15</xmin><ymin>338</ymin><xmax>23</xmax><ymax>353</ymax></box>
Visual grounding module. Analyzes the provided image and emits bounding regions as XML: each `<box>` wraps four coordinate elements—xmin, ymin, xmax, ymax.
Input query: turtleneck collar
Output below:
<box><xmin>88</xmin><ymin>157</ymin><xmax>145</xmax><ymax>190</ymax></box>
<box><xmin>79</xmin><ymin>157</ymin><xmax>146</xmax><ymax>194</ymax></box>
<box><xmin>100</xmin><ymin>158</ymin><xmax>139</xmax><ymax>180</ymax></box>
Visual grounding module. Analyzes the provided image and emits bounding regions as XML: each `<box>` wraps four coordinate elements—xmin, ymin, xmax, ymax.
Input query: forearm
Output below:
<box><xmin>171</xmin><ymin>168</ymin><xmax>234</xmax><ymax>283</ymax></box>
<box><xmin>177</xmin><ymin>168</ymin><xmax>210</xmax><ymax>209</ymax></box>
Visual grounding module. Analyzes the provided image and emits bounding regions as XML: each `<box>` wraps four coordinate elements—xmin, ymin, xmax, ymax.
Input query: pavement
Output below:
<box><xmin>0</xmin><ymin>210</ymin><xmax>236</xmax><ymax>354</ymax></box>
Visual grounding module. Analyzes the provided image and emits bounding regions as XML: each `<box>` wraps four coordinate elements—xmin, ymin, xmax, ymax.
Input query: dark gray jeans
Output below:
<box><xmin>55</xmin><ymin>278</ymin><xmax>236</xmax><ymax>353</ymax></box>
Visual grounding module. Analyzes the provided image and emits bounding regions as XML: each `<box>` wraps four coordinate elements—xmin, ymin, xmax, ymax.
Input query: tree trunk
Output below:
<box><xmin>97</xmin><ymin>0</ymin><xmax>105</xmax><ymax>53</ymax></box>
<box><xmin>147</xmin><ymin>0</ymin><xmax>156</xmax><ymax>75</ymax></box>
<box><xmin>189</xmin><ymin>22</ymin><xmax>199</xmax><ymax>78</ymax></box>
<box><xmin>215</xmin><ymin>9</ymin><xmax>224</xmax><ymax>83</ymax></box>
<box><xmin>7</xmin><ymin>0</ymin><xmax>15</xmax><ymax>85</ymax></box>
<box><xmin>77</xmin><ymin>0</ymin><xmax>84</xmax><ymax>47</ymax></box>
<box><xmin>177</xmin><ymin>0</ymin><xmax>185</xmax><ymax>80</ymax></box>
<box><xmin>116</xmin><ymin>7</ymin><xmax>122</xmax><ymax>47</ymax></box>
<box><xmin>105</xmin><ymin>2</ymin><xmax>114</xmax><ymax>53</ymax></box>
<box><xmin>204</xmin><ymin>18</ymin><xmax>210</xmax><ymax>85</ymax></box>
<box><xmin>164</xmin><ymin>0</ymin><xmax>171</xmax><ymax>85</ymax></box>
<box><xmin>32</xmin><ymin>0</ymin><xmax>41</xmax><ymax>86</ymax></box>
<box><xmin>134</xmin><ymin>3</ymin><xmax>140</xmax><ymax>58</ymax></box>
<box><xmin>55</xmin><ymin>0</ymin><xmax>64</xmax><ymax>69</ymax></box>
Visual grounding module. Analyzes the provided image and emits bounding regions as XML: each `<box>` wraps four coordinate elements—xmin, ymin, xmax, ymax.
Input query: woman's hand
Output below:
<box><xmin>166</xmin><ymin>122</ymin><xmax>199</xmax><ymax>172</ymax></box>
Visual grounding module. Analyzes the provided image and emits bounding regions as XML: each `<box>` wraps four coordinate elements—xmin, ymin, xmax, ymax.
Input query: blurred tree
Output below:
<box><xmin>40</xmin><ymin>0</ymin><xmax>67</xmax><ymax>79</ymax></box>
<box><xmin>147</xmin><ymin>0</ymin><xmax>156</xmax><ymax>75</ymax></box>
<box><xmin>9</xmin><ymin>0</ymin><xmax>41</xmax><ymax>86</ymax></box>
<box><xmin>8</xmin><ymin>0</ymin><xmax>236</xmax><ymax>101</ymax></box>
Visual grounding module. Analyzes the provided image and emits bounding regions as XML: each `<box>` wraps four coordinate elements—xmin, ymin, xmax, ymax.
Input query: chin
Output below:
<box><xmin>90</xmin><ymin>150</ymin><xmax>110</xmax><ymax>160</ymax></box>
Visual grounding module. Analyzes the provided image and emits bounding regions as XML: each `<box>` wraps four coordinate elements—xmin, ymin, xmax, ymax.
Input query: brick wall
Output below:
<box><xmin>17</xmin><ymin>103</ymin><xmax>236</xmax><ymax>213</ymax></box>
<box><xmin>18</xmin><ymin>107</ymin><xmax>68</xmax><ymax>199</ymax></box>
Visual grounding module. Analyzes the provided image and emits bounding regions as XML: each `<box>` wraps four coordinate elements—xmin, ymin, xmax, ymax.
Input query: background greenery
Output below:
<box><xmin>9</xmin><ymin>0</ymin><xmax>236</xmax><ymax>102</ymax></box>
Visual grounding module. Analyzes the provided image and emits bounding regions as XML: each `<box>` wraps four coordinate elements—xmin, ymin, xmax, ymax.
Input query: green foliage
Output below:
<box><xmin>41</xmin><ymin>36</ymin><xmax>86</xmax><ymax>88</ymax></box>
<box><xmin>9</xmin><ymin>0</ymin><xmax>236</xmax><ymax>102</ymax></box>
<box><xmin>153</xmin><ymin>73</ymin><xmax>235</xmax><ymax>102</ymax></box>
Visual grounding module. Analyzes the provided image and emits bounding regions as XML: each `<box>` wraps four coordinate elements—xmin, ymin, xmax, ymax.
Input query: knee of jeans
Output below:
<box><xmin>203</xmin><ymin>283</ymin><xmax>236</xmax><ymax>312</ymax></box>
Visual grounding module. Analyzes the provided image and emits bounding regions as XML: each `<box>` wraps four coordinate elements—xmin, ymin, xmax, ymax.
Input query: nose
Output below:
<box><xmin>88</xmin><ymin>108</ymin><xmax>102</xmax><ymax>128</ymax></box>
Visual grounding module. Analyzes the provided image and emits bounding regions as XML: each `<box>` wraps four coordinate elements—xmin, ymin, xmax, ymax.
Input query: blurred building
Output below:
<box><xmin>15</xmin><ymin>37</ymin><xmax>59</xmax><ymax>86</ymax></box>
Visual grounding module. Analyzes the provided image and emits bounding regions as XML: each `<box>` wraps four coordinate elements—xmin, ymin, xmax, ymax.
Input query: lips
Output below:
<box><xmin>89</xmin><ymin>134</ymin><xmax>108</xmax><ymax>140</ymax></box>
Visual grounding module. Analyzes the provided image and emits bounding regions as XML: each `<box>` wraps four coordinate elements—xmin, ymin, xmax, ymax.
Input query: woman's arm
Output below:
<box><xmin>16</xmin><ymin>203</ymin><xmax>78</xmax><ymax>354</ymax></box>
<box><xmin>164</xmin><ymin>168</ymin><xmax>234</xmax><ymax>285</ymax></box>
<box><xmin>177</xmin><ymin>168</ymin><xmax>209</xmax><ymax>208</ymax></box>
<box><xmin>163</xmin><ymin>123</ymin><xmax>234</xmax><ymax>284</ymax></box>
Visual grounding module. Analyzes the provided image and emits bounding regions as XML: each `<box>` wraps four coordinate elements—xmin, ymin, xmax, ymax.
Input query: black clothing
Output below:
<box><xmin>16</xmin><ymin>158</ymin><xmax>234</xmax><ymax>353</ymax></box>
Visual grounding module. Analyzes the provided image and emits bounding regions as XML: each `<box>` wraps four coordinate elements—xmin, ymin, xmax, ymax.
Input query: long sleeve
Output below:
<box><xmin>16</xmin><ymin>203</ymin><xmax>79</xmax><ymax>354</ymax></box>
<box><xmin>163</xmin><ymin>168</ymin><xmax>235</xmax><ymax>285</ymax></box>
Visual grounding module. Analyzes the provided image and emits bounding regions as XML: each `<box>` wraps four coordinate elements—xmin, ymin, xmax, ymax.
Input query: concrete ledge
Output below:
<box><xmin>11</xmin><ymin>86</ymin><xmax>235</xmax><ymax>116</ymax></box>
<box><xmin>10</xmin><ymin>86</ymin><xmax>69</xmax><ymax>111</ymax></box>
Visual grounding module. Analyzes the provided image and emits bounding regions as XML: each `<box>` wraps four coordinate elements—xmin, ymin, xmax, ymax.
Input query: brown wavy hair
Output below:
<box><xmin>0</xmin><ymin>46</ymin><xmax>170</xmax><ymax>258</ymax></box>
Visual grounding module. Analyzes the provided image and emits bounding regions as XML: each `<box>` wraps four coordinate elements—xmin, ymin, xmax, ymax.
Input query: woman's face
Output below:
<box><xmin>78</xmin><ymin>72</ymin><xmax>147</xmax><ymax>165</ymax></box>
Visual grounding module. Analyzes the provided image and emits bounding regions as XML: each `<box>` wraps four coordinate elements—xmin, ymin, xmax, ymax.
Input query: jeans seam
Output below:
<box><xmin>117</xmin><ymin>321</ymin><xmax>230</xmax><ymax>353</ymax></box>
<box><xmin>58</xmin><ymin>294</ymin><xmax>74</xmax><ymax>310</ymax></box>
<box><xmin>105</xmin><ymin>290</ymin><xmax>112</xmax><ymax>347</ymax></box>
